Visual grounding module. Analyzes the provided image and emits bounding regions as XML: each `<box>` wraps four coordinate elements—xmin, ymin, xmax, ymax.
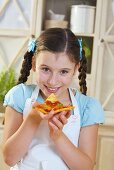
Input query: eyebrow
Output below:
<box><xmin>40</xmin><ymin>64</ymin><xmax>72</xmax><ymax>70</ymax></box>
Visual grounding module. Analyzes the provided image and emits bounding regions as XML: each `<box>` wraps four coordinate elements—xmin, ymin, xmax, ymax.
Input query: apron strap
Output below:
<box><xmin>69</xmin><ymin>88</ymin><xmax>80</xmax><ymax>116</ymax></box>
<box><xmin>23</xmin><ymin>86</ymin><xmax>39</xmax><ymax>116</ymax></box>
<box><xmin>31</xmin><ymin>86</ymin><xmax>39</xmax><ymax>101</ymax></box>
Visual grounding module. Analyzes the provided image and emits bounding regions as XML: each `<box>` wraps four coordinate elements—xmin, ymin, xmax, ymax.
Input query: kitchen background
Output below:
<box><xmin>0</xmin><ymin>0</ymin><xmax>114</xmax><ymax>169</ymax></box>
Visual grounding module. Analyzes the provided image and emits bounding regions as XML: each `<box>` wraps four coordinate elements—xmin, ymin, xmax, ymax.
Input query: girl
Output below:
<box><xmin>3</xmin><ymin>28</ymin><xmax>104</xmax><ymax>170</ymax></box>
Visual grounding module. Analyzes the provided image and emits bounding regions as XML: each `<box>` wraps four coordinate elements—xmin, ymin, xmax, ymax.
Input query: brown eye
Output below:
<box><xmin>42</xmin><ymin>67</ymin><xmax>50</xmax><ymax>72</ymax></box>
<box><xmin>60</xmin><ymin>70</ymin><xmax>68</xmax><ymax>75</ymax></box>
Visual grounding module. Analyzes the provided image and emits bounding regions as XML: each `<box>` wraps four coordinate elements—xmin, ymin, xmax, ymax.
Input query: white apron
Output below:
<box><xmin>11</xmin><ymin>87</ymin><xmax>80</xmax><ymax>170</ymax></box>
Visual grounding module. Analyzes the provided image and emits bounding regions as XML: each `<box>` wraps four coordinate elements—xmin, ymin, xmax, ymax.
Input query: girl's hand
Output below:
<box><xmin>48</xmin><ymin>111</ymin><xmax>71</xmax><ymax>141</ymax></box>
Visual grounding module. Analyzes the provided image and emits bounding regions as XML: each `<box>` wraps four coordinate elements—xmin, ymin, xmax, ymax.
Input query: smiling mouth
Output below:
<box><xmin>44</xmin><ymin>85</ymin><xmax>60</xmax><ymax>93</ymax></box>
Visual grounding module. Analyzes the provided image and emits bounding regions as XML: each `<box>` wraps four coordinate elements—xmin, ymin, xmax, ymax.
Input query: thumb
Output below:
<box><xmin>32</xmin><ymin>101</ymin><xmax>40</xmax><ymax>108</ymax></box>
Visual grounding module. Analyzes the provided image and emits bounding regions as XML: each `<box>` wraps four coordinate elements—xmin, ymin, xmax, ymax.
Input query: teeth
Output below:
<box><xmin>48</xmin><ymin>87</ymin><xmax>58</xmax><ymax>90</ymax></box>
<box><xmin>46</xmin><ymin>87</ymin><xmax>59</xmax><ymax>92</ymax></box>
<box><xmin>45</xmin><ymin>85</ymin><xmax>59</xmax><ymax>92</ymax></box>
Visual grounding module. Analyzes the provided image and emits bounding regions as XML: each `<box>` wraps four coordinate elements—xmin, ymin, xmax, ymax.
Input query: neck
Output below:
<box><xmin>58</xmin><ymin>89</ymin><xmax>71</xmax><ymax>105</ymax></box>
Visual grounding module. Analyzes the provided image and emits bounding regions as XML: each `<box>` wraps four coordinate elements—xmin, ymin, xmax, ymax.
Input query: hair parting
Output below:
<box><xmin>64</xmin><ymin>29</ymin><xmax>68</xmax><ymax>52</ymax></box>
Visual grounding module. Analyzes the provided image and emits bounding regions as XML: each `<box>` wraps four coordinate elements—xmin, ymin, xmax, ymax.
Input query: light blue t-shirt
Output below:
<box><xmin>4</xmin><ymin>83</ymin><xmax>104</xmax><ymax>127</ymax></box>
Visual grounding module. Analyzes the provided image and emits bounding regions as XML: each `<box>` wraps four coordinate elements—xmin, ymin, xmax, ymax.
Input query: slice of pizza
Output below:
<box><xmin>35</xmin><ymin>93</ymin><xmax>75</xmax><ymax>114</ymax></box>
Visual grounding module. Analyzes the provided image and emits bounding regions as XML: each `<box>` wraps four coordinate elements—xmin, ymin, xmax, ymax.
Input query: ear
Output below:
<box><xmin>32</xmin><ymin>56</ymin><xmax>36</xmax><ymax>72</ymax></box>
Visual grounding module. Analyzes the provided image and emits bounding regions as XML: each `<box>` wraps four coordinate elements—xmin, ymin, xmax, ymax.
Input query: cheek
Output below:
<box><xmin>36</xmin><ymin>72</ymin><xmax>49</xmax><ymax>83</ymax></box>
<box><xmin>60</xmin><ymin>76</ymin><xmax>72</xmax><ymax>85</ymax></box>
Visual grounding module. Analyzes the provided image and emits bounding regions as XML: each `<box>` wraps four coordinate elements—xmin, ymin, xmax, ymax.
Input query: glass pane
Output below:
<box><xmin>0</xmin><ymin>0</ymin><xmax>5</xmax><ymax>7</ymax></box>
<box><xmin>0</xmin><ymin>37</ymin><xmax>27</xmax><ymax>76</ymax></box>
<box><xmin>106</xmin><ymin>0</ymin><xmax>114</xmax><ymax>35</ymax></box>
<box><xmin>0</xmin><ymin>0</ymin><xmax>33</xmax><ymax>29</ymax></box>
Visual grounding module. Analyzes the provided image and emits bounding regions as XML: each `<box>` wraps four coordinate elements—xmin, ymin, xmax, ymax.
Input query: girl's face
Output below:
<box><xmin>33</xmin><ymin>51</ymin><xmax>78</xmax><ymax>99</ymax></box>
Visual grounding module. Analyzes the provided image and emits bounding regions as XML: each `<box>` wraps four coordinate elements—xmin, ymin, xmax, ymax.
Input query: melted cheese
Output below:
<box><xmin>46</xmin><ymin>93</ymin><xmax>58</xmax><ymax>103</ymax></box>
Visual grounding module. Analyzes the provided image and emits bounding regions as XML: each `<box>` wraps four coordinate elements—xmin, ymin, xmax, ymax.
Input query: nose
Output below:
<box><xmin>47</xmin><ymin>73</ymin><xmax>58</xmax><ymax>86</ymax></box>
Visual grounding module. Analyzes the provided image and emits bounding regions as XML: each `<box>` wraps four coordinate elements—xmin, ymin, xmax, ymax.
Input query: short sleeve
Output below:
<box><xmin>81</xmin><ymin>97</ymin><xmax>105</xmax><ymax>127</ymax></box>
<box><xmin>3</xmin><ymin>84</ymin><xmax>34</xmax><ymax>113</ymax></box>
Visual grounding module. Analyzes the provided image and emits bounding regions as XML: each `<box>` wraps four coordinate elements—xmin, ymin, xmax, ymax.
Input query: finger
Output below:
<box><xmin>39</xmin><ymin>113</ymin><xmax>51</xmax><ymax>120</ymax></box>
<box><xmin>39</xmin><ymin>111</ymin><xmax>46</xmax><ymax>119</ymax></box>
<box><xmin>40</xmin><ymin>109</ymin><xmax>55</xmax><ymax>120</ymax></box>
<box><xmin>32</xmin><ymin>101</ymin><xmax>40</xmax><ymax>107</ymax></box>
<box><xmin>53</xmin><ymin>112</ymin><xmax>61</xmax><ymax>119</ymax></box>
<box><xmin>48</xmin><ymin>121</ymin><xmax>58</xmax><ymax>131</ymax></box>
<box><xmin>48</xmin><ymin>110</ymin><xmax>55</xmax><ymax>118</ymax></box>
<box><xmin>65</xmin><ymin>111</ymin><xmax>71</xmax><ymax>119</ymax></box>
<box><xmin>52</xmin><ymin>117</ymin><xmax>63</xmax><ymax>130</ymax></box>
<box><xmin>62</xmin><ymin>110</ymin><xmax>71</xmax><ymax>117</ymax></box>
<box><xmin>60</xmin><ymin>110</ymin><xmax>67</xmax><ymax>115</ymax></box>
<box><xmin>36</xmin><ymin>110</ymin><xmax>50</xmax><ymax>119</ymax></box>
<box><xmin>52</xmin><ymin>111</ymin><xmax>70</xmax><ymax>122</ymax></box>
<box><xmin>59</xmin><ymin>114</ymin><xmax>68</xmax><ymax>125</ymax></box>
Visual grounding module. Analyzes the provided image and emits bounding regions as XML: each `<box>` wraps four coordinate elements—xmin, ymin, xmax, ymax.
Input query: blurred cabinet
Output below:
<box><xmin>94</xmin><ymin>125</ymin><xmax>114</xmax><ymax>170</ymax></box>
<box><xmin>93</xmin><ymin>0</ymin><xmax>114</xmax><ymax>169</ymax></box>
<box><xmin>94</xmin><ymin>0</ymin><xmax>114</xmax><ymax>119</ymax></box>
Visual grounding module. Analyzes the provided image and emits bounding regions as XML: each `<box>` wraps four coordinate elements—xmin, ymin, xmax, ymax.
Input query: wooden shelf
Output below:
<box><xmin>0</xmin><ymin>29</ymin><xmax>30</xmax><ymax>37</ymax></box>
<box><xmin>74</xmin><ymin>33</ymin><xmax>95</xmax><ymax>37</ymax></box>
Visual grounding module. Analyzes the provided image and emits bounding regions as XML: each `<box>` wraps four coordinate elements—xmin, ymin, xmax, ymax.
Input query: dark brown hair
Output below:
<box><xmin>17</xmin><ymin>28</ymin><xmax>87</xmax><ymax>95</ymax></box>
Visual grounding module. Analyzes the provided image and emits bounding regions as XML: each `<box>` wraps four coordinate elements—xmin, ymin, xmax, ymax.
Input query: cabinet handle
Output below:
<box><xmin>31</xmin><ymin>34</ymin><xmax>35</xmax><ymax>38</ymax></box>
<box><xmin>100</xmin><ymin>38</ymin><xmax>104</xmax><ymax>43</ymax></box>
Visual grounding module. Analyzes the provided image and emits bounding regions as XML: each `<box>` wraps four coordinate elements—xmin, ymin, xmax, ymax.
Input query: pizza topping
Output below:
<box><xmin>38</xmin><ymin>104</ymin><xmax>51</xmax><ymax>110</ymax></box>
<box><xmin>45</xmin><ymin>100</ymin><xmax>61</xmax><ymax>107</ymax></box>
<box><xmin>46</xmin><ymin>93</ymin><xmax>58</xmax><ymax>103</ymax></box>
<box><xmin>57</xmin><ymin>103</ymin><xmax>63</xmax><ymax>107</ymax></box>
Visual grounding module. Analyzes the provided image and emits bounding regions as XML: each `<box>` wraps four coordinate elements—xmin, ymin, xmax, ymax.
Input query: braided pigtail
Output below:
<box><xmin>17</xmin><ymin>37</ymin><xmax>36</xmax><ymax>84</ymax></box>
<box><xmin>17</xmin><ymin>51</ymin><xmax>33</xmax><ymax>84</ymax></box>
<box><xmin>78</xmin><ymin>49</ymin><xmax>87</xmax><ymax>95</ymax></box>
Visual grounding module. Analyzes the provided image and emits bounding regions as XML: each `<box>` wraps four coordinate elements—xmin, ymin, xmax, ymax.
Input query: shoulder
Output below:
<box><xmin>4</xmin><ymin>83</ymin><xmax>36</xmax><ymax>113</ymax></box>
<box><xmin>4</xmin><ymin>83</ymin><xmax>36</xmax><ymax>101</ymax></box>
<box><xmin>74</xmin><ymin>90</ymin><xmax>105</xmax><ymax>127</ymax></box>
